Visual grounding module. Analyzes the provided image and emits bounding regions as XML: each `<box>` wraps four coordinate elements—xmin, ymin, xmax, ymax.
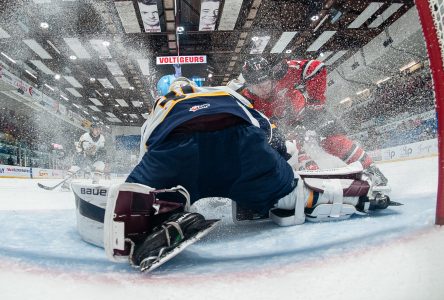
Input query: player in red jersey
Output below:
<box><xmin>235</xmin><ymin>57</ymin><xmax>388</xmax><ymax>188</ymax></box>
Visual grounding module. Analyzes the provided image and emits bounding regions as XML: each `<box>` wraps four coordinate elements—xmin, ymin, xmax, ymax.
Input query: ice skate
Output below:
<box><xmin>232</xmin><ymin>201</ymin><xmax>269</xmax><ymax>224</ymax></box>
<box><xmin>131</xmin><ymin>212</ymin><xmax>220</xmax><ymax>272</ymax></box>
<box><xmin>362</xmin><ymin>164</ymin><xmax>394</xmax><ymax>207</ymax></box>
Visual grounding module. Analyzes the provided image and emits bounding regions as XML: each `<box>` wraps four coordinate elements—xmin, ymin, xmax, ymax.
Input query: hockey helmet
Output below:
<box><xmin>157</xmin><ymin>74</ymin><xmax>177</xmax><ymax>96</ymax></box>
<box><xmin>168</xmin><ymin>76</ymin><xmax>197</xmax><ymax>92</ymax></box>
<box><xmin>242</xmin><ymin>57</ymin><xmax>272</xmax><ymax>84</ymax></box>
<box><xmin>271</xmin><ymin>60</ymin><xmax>289</xmax><ymax>81</ymax></box>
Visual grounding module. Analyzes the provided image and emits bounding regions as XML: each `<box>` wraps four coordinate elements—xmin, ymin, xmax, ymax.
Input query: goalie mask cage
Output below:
<box><xmin>416</xmin><ymin>0</ymin><xmax>444</xmax><ymax>225</ymax></box>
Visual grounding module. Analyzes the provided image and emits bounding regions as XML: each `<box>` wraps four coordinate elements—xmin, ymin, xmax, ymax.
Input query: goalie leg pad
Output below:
<box><xmin>305</xmin><ymin>204</ymin><xmax>357</xmax><ymax>222</ymax></box>
<box><xmin>271</xmin><ymin>171</ymin><xmax>368</xmax><ymax>226</ymax></box>
<box><xmin>104</xmin><ymin>183</ymin><xmax>190</xmax><ymax>263</ymax></box>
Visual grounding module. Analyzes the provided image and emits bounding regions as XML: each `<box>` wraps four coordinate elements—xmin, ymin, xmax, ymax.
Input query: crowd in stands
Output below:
<box><xmin>341</xmin><ymin>68</ymin><xmax>437</xmax><ymax>151</ymax></box>
<box><xmin>342</xmin><ymin>70</ymin><xmax>434</xmax><ymax>131</ymax></box>
<box><xmin>0</xmin><ymin>107</ymin><xmax>83</xmax><ymax>168</ymax></box>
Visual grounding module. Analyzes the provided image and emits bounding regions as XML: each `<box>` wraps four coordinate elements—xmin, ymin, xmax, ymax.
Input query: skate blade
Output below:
<box><xmin>388</xmin><ymin>200</ymin><xmax>403</xmax><ymax>206</ymax></box>
<box><xmin>139</xmin><ymin>219</ymin><xmax>220</xmax><ymax>273</ymax></box>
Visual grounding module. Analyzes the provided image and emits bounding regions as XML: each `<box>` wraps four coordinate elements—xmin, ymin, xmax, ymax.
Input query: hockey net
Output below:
<box><xmin>416</xmin><ymin>0</ymin><xmax>444</xmax><ymax>225</ymax></box>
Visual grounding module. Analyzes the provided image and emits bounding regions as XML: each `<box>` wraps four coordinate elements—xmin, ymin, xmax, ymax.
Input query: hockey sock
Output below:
<box><xmin>320</xmin><ymin>135</ymin><xmax>373</xmax><ymax>168</ymax></box>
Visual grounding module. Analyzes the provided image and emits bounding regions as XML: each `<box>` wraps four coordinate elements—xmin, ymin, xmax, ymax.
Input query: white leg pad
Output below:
<box><xmin>306</xmin><ymin>204</ymin><xmax>357</xmax><ymax>222</ymax></box>
<box><xmin>320</xmin><ymin>179</ymin><xmax>343</xmax><ymax>218</ymax></box>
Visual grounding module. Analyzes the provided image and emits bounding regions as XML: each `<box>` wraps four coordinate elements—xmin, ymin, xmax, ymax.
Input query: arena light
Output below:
<box><xmin>399</xmin><ymin>61</ymin><xmax>417</xmax><ymax>72</ymax></box>
<box><xmin>176</xmin><ymin>26</ymin><xmax>185</xmax><ymax>34</ymax></box>
<box><xmin>25</xmin><ymin>70</ymin><xmax>37</xmax><ymax>79</ymax></box>
<box><xmin>66</xmin><ymin>87</ymin><xmax>82</xmax><ymax>97</ymax></box>
<box><xmin>40</xmin><ymin>22</ymin><xmax>49</xmax><ymax>29</ymax></box>
<box><xmin>89</xmin><ymin>105</ymin><xmax>101</xmax><ymax>112</ymax></box>
<box><xmin>310</xmin><ymin>15</ymin><xmax>320</xmax><ymax>21</ymax></box>
<box><xmin>44</xmin><ymin>84</ymin><xmax>55</xmax><ymax>91</ymax></box>
<box><xmin>54</xmin><ymin>74</ymin><xmax>61</xmax><ymax>80</ymax></box>
<box><xmin>270</xmin><ymin>32</ymin><xmax>297</xmax><ymax>53</ymax></box>
<box><xmin>115</xmin><ymin>76</ymin><xmax>131</xmax><ymax>89</ymax></box>
<box><xmin>1</xmin><ymin>52</ymin><xmax>16</xmax><ymax>63</ymax></box>
<box><xmin>356</xmin><ymin>88</ymin><xmax>370</xmax><ymax>96</ymax></box>
<box><xmin>64</xmin><ymin>38</ymin><xmax>91</xmax><ymax>59</ymax></box>
<box><xmin>376</xmin><ymin>77</ymin><xmax>391</xmax><ymax>85</ymax></box>
<box><xmin>339</xmin><ymin>97</ymin><xmax>351</xmax><ymax>104</ymax></box>
<box><xmin>98</xmin><ymin>78</ymin><xmax>114</xmax><ymax>89</ymax></box>
<box><xmin>46</xmin><ymin>40</ymin><xmax>61</xmax><ymax>54</ymax></box>
<box><xmin>0</xmin><ymin>26</ymin><xmax>10</xmax><ymax>38</ymax></box>
<box><xmin>368</xmin><ymin>3</ymin><xmax>404</xmax><ymax>28</ymax></box>
<box><xmin>105</xmin><ymin>61</ymin><xmax>124</xmax><ymax>76</ymax></box>
<box><xmin>64</xmin><ymin>76</ymin><xmax>82</xmax><ymax>88</ymax></box>
<box><xmin>69</xmin><ymin>55</ymin><xmax>77</xmax><ymax>60</ymax></box>
<box><xmin>23</xmin><ymin>39</ymin><xmax>52</xmax><ymax>59</ymax></box>
<box><xmin>89</xmin><ymin>98</ymin><xmax>103</xmax><ymax>106</ymax></box>
<box><xmin>348</xmin><ymin>2</ymin><xmax>383</xmax><ymax>29</ymax></box>
<box><xmin>306</xmin><ymin>31</ymin><xmax>336</xmax><ymax>52</ymax></box>
<box><xmin>30</xmin><ymin>60</ymin><xmax>54</xmax><ymax>75</ymax></box>
<box><xmin>90</xmin><ymin>39</ymin><xmax>112</xmax><ymax>59</ymax></box>
<box><xmin>317</xmin><ymin>51</ymin><xmax>333</xmax><ymax>62</ymax></box>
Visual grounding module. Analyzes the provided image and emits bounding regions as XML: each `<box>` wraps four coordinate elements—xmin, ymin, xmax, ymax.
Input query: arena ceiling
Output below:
<box><xmin>0</xmin><ymin>0</ymin><xmax>415</xmax><ymax>126</ymax></box>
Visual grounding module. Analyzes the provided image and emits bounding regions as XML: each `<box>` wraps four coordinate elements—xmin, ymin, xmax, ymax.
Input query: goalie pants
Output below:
<box><xmin>126</xmin><ymin>124</ymin><xmax>295</xmax><ymax>215</ymax></box>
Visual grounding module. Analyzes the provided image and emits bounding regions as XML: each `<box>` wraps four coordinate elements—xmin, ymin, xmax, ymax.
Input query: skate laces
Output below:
<box><xmin>129</xmin><ymin>221</ymin><xmax>185</xmax><ymax>270</ymax></box>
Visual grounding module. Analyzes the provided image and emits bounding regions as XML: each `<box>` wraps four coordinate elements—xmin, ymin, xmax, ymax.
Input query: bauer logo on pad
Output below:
<box><xmin>80</xmin><ymin>188</ymin><xmax>108</xmax><ymax>196</ymax></box>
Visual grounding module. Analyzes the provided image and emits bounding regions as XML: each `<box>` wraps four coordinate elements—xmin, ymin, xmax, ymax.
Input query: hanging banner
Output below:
<box><xmin>156</xmin><ymin>55</ymin><xmax>207</xmax><ymax>65</ymax></box>
<box><xmin>137</xmin><ymin>0</ymin><xmax>161</xmax><ymax>32</ymax></box>
<box><xmin>199</xmin><ymin>0</ymin><xmax>221</xmax><ymax>31</ymax></box>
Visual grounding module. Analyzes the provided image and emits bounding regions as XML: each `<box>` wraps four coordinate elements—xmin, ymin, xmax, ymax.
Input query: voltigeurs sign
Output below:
<box><xmin>156</xmin><ymin>55</ymin><xmax>207</xmax><ymax>65</ymax></box>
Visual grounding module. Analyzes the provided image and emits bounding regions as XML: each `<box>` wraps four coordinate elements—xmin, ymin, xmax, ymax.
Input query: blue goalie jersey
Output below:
<box><xmin>138</xmin><ymin>85</ymin><xmax>274</xmax><ymax>160</ymax></box>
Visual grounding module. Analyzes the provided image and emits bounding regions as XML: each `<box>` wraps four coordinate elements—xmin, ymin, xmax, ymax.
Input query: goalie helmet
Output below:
<box><xmin>168</xmin><ymin>76</ymin><xmax>197</xmax><ymax>92</ymax></box>
<box><xmin>157</xmin><ymin>74</ymin><xmax>176</xmax><ymax>96</ymax></box>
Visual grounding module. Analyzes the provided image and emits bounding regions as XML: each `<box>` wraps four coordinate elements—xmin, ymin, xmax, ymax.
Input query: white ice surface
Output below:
<box><xmin>0</xmin><ymin>157</ymin><xmax>443</xmax><ymax>300</ymax></box>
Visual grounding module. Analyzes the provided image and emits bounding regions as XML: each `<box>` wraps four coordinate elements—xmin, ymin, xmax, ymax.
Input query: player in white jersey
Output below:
<box><xmin>62</xmin><ymin>123</ymin><xmax>106</xmax><ymax>189</ymax></box>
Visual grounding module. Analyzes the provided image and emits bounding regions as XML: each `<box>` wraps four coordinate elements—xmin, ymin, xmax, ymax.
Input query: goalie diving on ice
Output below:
<box><xmin>73</xmin><ymin>77</ymin><xmax>401</xmax><ymax>272</ymax></box>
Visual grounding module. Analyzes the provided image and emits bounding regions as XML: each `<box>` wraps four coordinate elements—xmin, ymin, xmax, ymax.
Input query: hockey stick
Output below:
<box><xmin>37</xmin><ymin>170</ymin><xmax>79</xmax><ymax>191</ymax></box>
<box><xmin>37</xmin><ymin>176</ymin><xmax>72</xmax><ymax>191</ymax></box>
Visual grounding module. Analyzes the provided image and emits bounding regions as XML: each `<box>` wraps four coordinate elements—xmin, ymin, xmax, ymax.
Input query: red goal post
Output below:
<box><xmin>416</xmin><ymin>0</ymin><xmax>444</xmax><ymax>225</ymax></box>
